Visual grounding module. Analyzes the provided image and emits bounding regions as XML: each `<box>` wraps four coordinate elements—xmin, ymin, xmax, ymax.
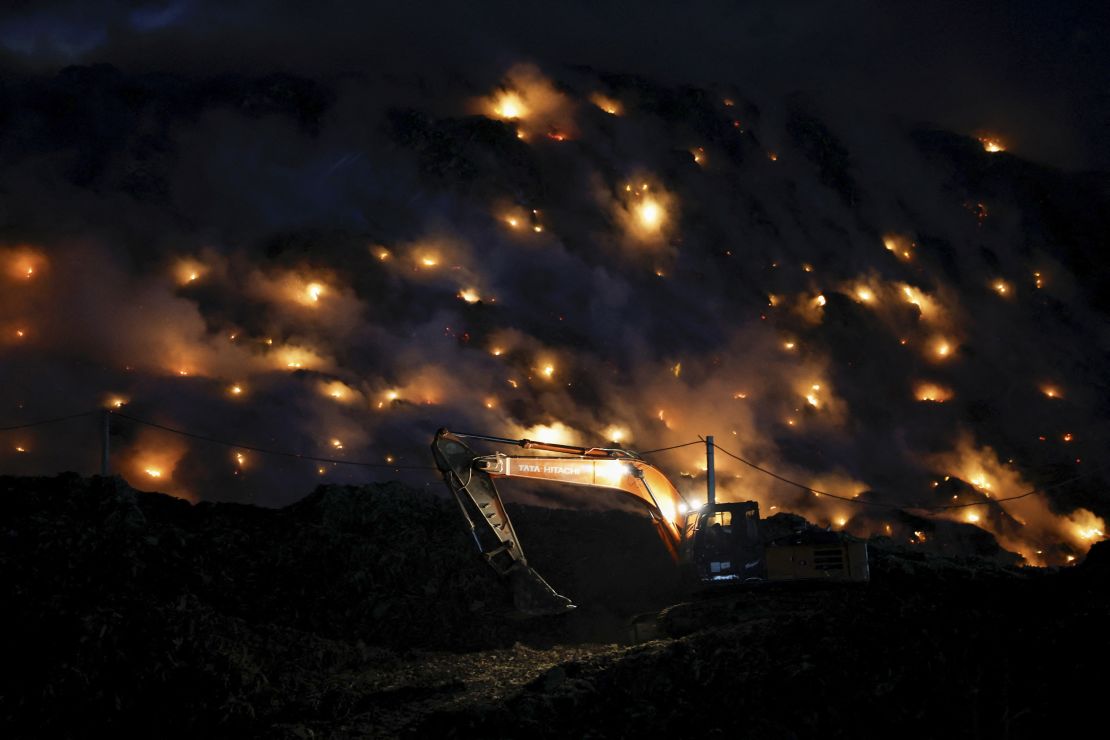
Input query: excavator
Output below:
<box><xmin>431</xmin><ymin>428</ymin><xmax>869</xmax><ymax>616</ymax></box>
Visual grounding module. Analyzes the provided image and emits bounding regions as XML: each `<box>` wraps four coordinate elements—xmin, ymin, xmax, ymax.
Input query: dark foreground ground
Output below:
<box><xmin>2</xmin><ymin>474</ymin><xmax>1108</xmax><ymax>738</ymax></box>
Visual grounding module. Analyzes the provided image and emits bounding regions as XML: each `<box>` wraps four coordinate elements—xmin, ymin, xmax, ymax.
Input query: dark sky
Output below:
<box><xmin>2</xmin><ymin>1</ymin><xmax>1108</xmax><ymax>169</ymax></box>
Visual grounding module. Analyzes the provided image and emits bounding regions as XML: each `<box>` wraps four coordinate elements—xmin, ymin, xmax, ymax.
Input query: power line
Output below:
<box><xmin>0</xmin><ymin>410</ymin><xmax>99</xmax><ymax>432</ymax></box>
<box><xmin>109</xmin><ymin>411</ymin><xmax>439</xmax><ymax>471</ymax></box>
<box><xmin>708</xmin><ymin>439</ymin><xmax>1106</xmax><ymax>512</ymax></box>
<box><xmin>637</xmin><ymin>440</ymin><xmax>705</xmax><ymax>455</ymax></box>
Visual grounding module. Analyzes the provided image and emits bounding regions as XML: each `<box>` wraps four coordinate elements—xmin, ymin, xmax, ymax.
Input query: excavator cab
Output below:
<box><xmin>683</xmin><ymin>502</ymin><xmax>767</xmax><ymax>582</ymax></box>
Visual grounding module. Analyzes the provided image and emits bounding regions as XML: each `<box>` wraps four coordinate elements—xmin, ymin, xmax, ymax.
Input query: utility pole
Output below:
<box><xmin>706</xmin><ymin>435</ymin><xmax>715</xmax><ymax>506</ymax></box>
<box><xmin>100</xmin><ymin>409</ymin><xmax>110</xmax><ymax>476</ymax></box>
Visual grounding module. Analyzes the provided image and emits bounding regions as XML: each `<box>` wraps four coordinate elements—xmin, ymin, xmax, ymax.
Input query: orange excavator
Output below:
<box><xmin>431</xmin><ymin>428</ymin><xmax>869</xmax><ymax>615</ymax></box>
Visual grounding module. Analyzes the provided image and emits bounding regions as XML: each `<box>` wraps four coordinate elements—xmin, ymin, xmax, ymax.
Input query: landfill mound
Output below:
<box><xmin>2</xmin><ymin>474</ymin><xmax>1106</xmax><ymax>738</ymax></box>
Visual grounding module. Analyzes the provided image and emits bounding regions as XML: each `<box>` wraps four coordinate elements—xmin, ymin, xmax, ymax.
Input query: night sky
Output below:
<box><xmin>1</xmin><ymin>1</ymin><xmax>1108</xmax><ymax>565</ymax></box>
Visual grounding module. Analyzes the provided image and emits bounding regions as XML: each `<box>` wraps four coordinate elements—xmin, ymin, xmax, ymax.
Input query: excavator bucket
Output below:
<box><xmin>431</xmin><ymin>429</ymin><xmax>575</xmax><ymax>616</ymax></box>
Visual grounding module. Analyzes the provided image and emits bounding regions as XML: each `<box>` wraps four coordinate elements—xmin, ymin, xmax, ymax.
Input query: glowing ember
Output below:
<box><xmin>691</xmin><ymin>147</ymin><xmax>706</xmax><ymax>165</ymax></box>
<box><xmin>914</xmin><ymin>383</ymin><xmax>953</xmax><ymax>403</ymax></box>
<box><xmin>173</xmin><ymin>258</ymin><xmax>206</xmax><ymax>286</ymax></box>
<box><xmin>767</xmin><ymin>152</ymin><xmax>778</xmax><ymax>162</ymax></box>
<box><xmin>978</xmin><ymin>136</ymin><xmax>1005</xmax><ymax>153</ymax></box>
<box><xmin>590</xmin><ymin>92</ymin><xmax>621</xmax><ymax>115</ymax></box>
<box><xmin>932</xmin><ymin>338</ymin><xmax>953</xmax><ymax>359</ymax></box>
<box><xmin>1041</xmin><ymin>386</ymin><xmax>1062</xmax><ymax>399</ymax></box>
<box><xmin>1063</xmin><ymin>433</ymin><xmax>1073</xmax><ymax>442</ymax></box>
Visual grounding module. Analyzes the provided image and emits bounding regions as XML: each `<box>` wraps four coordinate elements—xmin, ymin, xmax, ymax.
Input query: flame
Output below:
<box><xmin>900</xmin><ymin>284</ymin><xmax>940</xmax><ymax>320</ymax></box>
<box><xmin>590</xmin><ymin>92</ymin><xmax>621</xmax><ymax>115</ymax></box>
<box><xmin>882</xmin><ymin>234</ymin><xmax>914</xmax><ymax>261</ymax></box>
<box><xmin>601</xmin><ymin>424</ymin><xmax>629</xmax><ymax>443</ymax></box>
<box><xmin>520</xmin><ymin>422</ymin><xmax>580</xmax><ymax>446</ymax></box>
<box><xmin>540</xmin><ymin>363</ymin><xmax>555</xmax><ymax>379</ymax></box>
<box><xmin>319</xmin><ymin>380</ymin><xmax>358</xmax><ymax>404</ymax></box>
<box><xmin>637</xmin><ymin>199</ymin><xmax>664</xmax><ymax>229</ymax></box>
<box><xmin>491</xmin><ymin>91</ymin><xmax>527</xmax><ymax>120</ymax></box>
<box><xmin>914</xmin><ymin>382</ymin><xmax>953</xmax><ymax>402</ymax></box>
<box><xmin>1041</xmin><ymin>386</ymin><xmax>1062</xmax><ymax>399</ymax></box>
<box><xmin>173</xmin><ymin>258</ymin><xmax>206</xmax><ymax>286</ymax></box>
<box><xmin>4</xmin><ymin>247</ymin><xmax>47</xmax><ymax>281</ymax></box>
<box><xmin>931</xmin><ymin>337</ymin><xmax>954</xmax><ymax>360</ymax></box>
<box><xmin>854</xmin><ymin>286</ymin><xmax>875</xmax><ymax>303</ymax></box>
<box><xmin>978</xmin><ymin>136</ymin><xmax>1005</xmax><ymax>153</ymax></box>
<box><xmin>458</xmin><ymin>288</ymin><xmax>481</xmax><ymax>304</ymax></box>
<box><xmin>305</xmin><ymin>282</ymin><xmax>325</xmax><ymax>303</ymax></box>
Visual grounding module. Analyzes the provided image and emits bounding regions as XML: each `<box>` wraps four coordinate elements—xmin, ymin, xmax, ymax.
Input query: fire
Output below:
<box><xmin>814</xmin><ymin>294</ymin><xmax>827</xmax><ymax>307</ymax></box>
<box><xmin>541</xmin><ymin>363</ymin><xmax>555</xmax><ymax>379</ymax></box>
<box><xmin>900</xmin><ymin>284</ymin><xmax>939</xmax><ymax>320</ymax></box>
<box><xmin>173</xmin><ymin>258</ymin><xmax>206</xmax><ymax>286</ymax></box>
<box><xmin>589</xmin><ymin>92</ymin><xmax>621</xmax><ymax>115</ymax></box>
<box><xmin>520</xmin><ymin>422</ymin><xmax>580</xmax><ymax>446</ymax></box>
<box><xmin>374</xmin><ymin>247</ymin><xmax>391</xmax><ymax>261</ymax></box>
<box><xmin>931</xmin><ymin>337</ymin><xmax>954</xmax><ymax>360</ymax></box>
<box><xmin>882</xmin><ymin>234</ymin><xmax>914</xmax><ymax>261</ymax></box>
<box><xmin>965</xmin><ymin>511</ymin><xmax>981</xmax><ymax>524</ymax></box>
<box><xmin>105</xmin><ymin>396</ymin><xmax>128</xmax><ymax>409</ymax></box>
<box><xmin>1041</xmin><ymin>386</ymin><xmax>1062</xmax><ymax>399</ymax></box>
<box><xmin>691</xmin><ymin>147</ymin><xmax>706</xmax><ymax>165</ymax></box>
<box><xmin>978</xmin><ymin>136</ymin><xmax>1005</xmax><ymax>153</ymax></box>
<box><xmin>601</xmin><ymin>424</ymin><xmax>629</xmax><ymax>443</ymax></box>
<box><xmin>491</xmin><ymin>91</ymin><xmax>527</xmax><ymax>120</ymax></box>
<box><xmin>319</xmin><ymin>380</ymin><xmax>357</xmax><ymax>403</ymax></box>
<box><xmin>4</xmin><ymin>247</ymin><xmax>47</xmax><ymax>281</ymax></box>
<box><xmin>914</xmin><ymin>383</ymin><xmax>953</xmax><ymax>402</ymax></box>
<box><xmin>306</xmin><ymin>282</ymin><xmax>325</xmax><ymax>303</ymax></box>
<box><xmin>783</xmin><ymin>341</ymin><xmax>796</xmax><ymax>351</ymax></box>
<box><xmin>805</xmin><ymin>384</ymin><xmax>822</xmax><ymax>408</ymax></box>
<box><xmin>854</xmin><ymin>286</ymin><xmax>875</xmax><ymax>303</ymax></box>
<box><xmin>991</xmin><ymin>280</ymin><xmax>1010</xmax><ymax>296</ymax></box>
<box><xmin>229</xmin><ymin>384</ymin><xmax>243</xmax><ymax>396</ymax></box>
<box><xmin>272</xmin><ymin>345</ymin><xmax>325</xmax><ymax>372</ymax></box>
<box><xmin>458</xmin><ymin>288</ymin><xmax>481</xmax><ymax>304</ymax></box>
<box><xmin>330</xmin><ymin>438</ymin><xmax>344</xmax><ymax>450</ymax></box>
<box><xmin>416</xmin><ymin>252</ymin><xmax>439</xmax><ymax>269</ymax></box>
<box><xmin>636</xmin><ymin>199</ymin><xmax>664</xmax><ymax>230</ymax></box>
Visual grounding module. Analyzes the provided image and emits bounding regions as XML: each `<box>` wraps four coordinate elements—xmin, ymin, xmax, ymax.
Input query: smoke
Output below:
<box><xmin>0</xmin><ymin>4</ymin><xmax>1107</xmax><ymax>564</ymax></box>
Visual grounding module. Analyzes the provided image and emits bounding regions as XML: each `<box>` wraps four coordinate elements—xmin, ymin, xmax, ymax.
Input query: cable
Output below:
<box><xmin>638</xmin><ymin>440</ymin><xmax>705</xmax><ymax>455</ymax></box>
<box><xmin>0</xmin><ymin>409</ymin><xmax>99</xmax><ymax>432</ymax></box>
<box><xmin>709</xmin><ymin>439</ymin><xmax>1110</xmax><ymax>512</ymax></box>
<box><xmin>109</xmin><ymin>411</ymin><xmax>439</xmax><ymax>471</ymax></box>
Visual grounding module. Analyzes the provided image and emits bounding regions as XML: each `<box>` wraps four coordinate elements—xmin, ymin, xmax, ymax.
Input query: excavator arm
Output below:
<box><xmin>430</xmin><ymin>428</ymin><xmax>689</xmax><ymax>615</ymax></box>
